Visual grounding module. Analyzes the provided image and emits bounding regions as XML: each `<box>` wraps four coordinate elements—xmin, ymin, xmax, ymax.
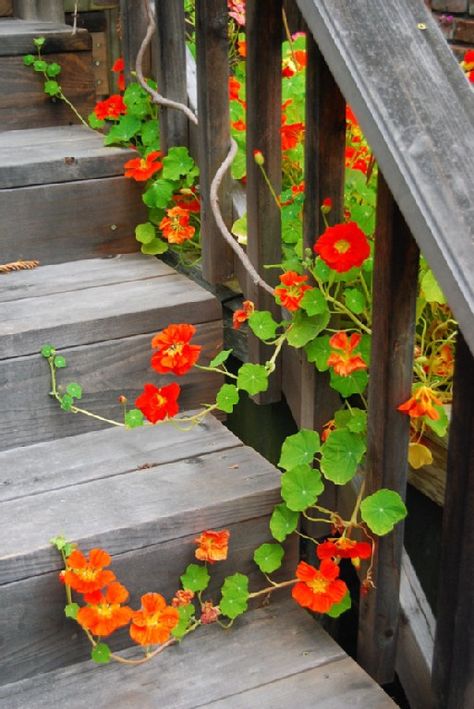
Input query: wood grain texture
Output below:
<box><xmin>0</xmin><ymin>126</ymin><xmax>136</xmax><ymax>188</ymax></box>
<box><xmin>0</xmin><ymin>321</ymin><xmax>223</xmax><ymax>450</ymax></box>
<box><xmin>0</xmin><ymin>1</ymin><xmax>13</xmax><ymax>16</ymax></box>
<box><xmin>0</xmin><ymin>262</ymin><xmax>221</xmax><ymax>357</ymax></box>
<box><xmin>296</xmin><ymin>0</ymin><xmax>474</xmax><ymax>354</ymax></box>
<box><xmin>13</xmin><ymin>1</ymin><xmax>64</xmax><ymax>24</ymax></box>
<box><xmin>357</xmin><ymin>175</ymin><xmax>420</xmax><ymax>683</ymax></box>
<box><xmin>120</xmin><ymin>0</ymin><xmax>151</xmax><ymax>83</ymax></box>
<box><xmin>0</xmin><ymin>443</ymin><xmax>282</xmax><ymax>582</ymax></box>
<box><xmin>0</xmin><ymin>176</ymin><xmax>146</xmax><ymax>264</ymax></box>
<box><xmin>0</xmin><ymin>521</ymin><xmax>297</xmax><ymax>685</ymax></box>
<box><xmin>0</xmin><ymin>51</ymin><xmax>94</xmax><ymax>130</ymax></box>
<box><xmin>196</xmin><ymin>0</ymin><xmax>234</xmax><ymax>284</ymax></box>
<box><xmin>245</xmin><ymin>0</ymin><xmax>282</xmax><ymax>403</ymax></box>
<box><xmin>432</xmin><ymin>334</ymin><xmax>474</xmax><ymax>709</ymax></box>
<box><xmin>155</xmin><ymin>0</ymin><xmax>188</xmax><ymax>151</ymax></box>
<box><xmin>0</xmin><ymin>19</ymin><xmax>89</xmax><ymax>54</ymax></box>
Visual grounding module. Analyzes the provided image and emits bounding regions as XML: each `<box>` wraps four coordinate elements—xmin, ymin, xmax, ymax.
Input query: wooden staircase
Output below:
<box><xmin>0</xmin><ymin>13</ymin><xmax>396</xmax><ymax>708</ymax></box>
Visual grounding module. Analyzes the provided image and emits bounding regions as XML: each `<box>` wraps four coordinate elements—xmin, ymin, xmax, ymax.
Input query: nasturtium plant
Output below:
<box><xmin>216</xmin><ymin>383</ymin><xmax>239</xmax><ymax>413</ymax></box>
<box><xmin>281</xmin><ymin>465</ymin><xmax>324</xmax><ymax>512</ymax></box>
<box><xmin>248</xmin><ymin>311</ymin><xmax>279</xmax><ymax>341</ymax></box>
<box><xmin>360</xmin><ymin>489</ymin><xmax>408</xmax><ymax>536</ymax></box>
<box><xmin>278</xmin><ymin>429</ymin><xmax>320</xmax><ymax>471</ymax></box>
<box><xmin>180</xmin><ymin>564</ymin><xmax>210</xmax><ymax>593</ymax></box>
<box><xmin>237</xmin><ymin>363</ymin><xmax>269</xmax><ymax>395</ymax></box>
<box><xmin>320</xmin><ymin>429</ymin><xmax>366</xmax><ymax>485</ymax></box>
<box><xmin>269</xmin><ymin>504</ymin><xmax>299</xmax><ymax>542</ymax></box>
<box><xmin>253</xmin><ymin>543</ymin><xmax>285</xmax><ymax>574</ymax></box>
<box><xmin>219</xmin><ymin>573</ymin><xmax>249</xmax><ymax>619</ymax></box>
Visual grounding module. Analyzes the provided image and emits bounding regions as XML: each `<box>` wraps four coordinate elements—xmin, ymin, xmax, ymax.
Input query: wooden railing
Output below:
<box><xmin>120</xmin><ymin>1</ymin><xmax>474</xmax><ymax>707</ymax></box>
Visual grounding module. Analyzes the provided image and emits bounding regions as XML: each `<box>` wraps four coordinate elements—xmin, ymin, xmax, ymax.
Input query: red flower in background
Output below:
<box><xmin>130</xmin><ymin>593</ymin><xmax>179</xmax><ymax>646</ymax></box>
<box><xmin>112</xmin><ymin>57</ymin><xmax>126</xmax><ymax>92</ymax></box>
<box><xmin>64</xmin><ymin>548</ymin><xmax>115</xmax><ymax>594</ymax></box>
<box><xmin>327</xmin><ymin>332</ymin><xmax>367</xmax><ymax>377</ymax></box>
<box><xmin>94</xmin><ymin>94</ymin><xmax>127</xmax><ymax>121</ymax></box>
<box><xmin>274</xmin><ymin>271</ymin><xmax>312</xmax><ymax>312</ymax></box>
<box><xmin>398</xmin><ymin>385</ymin><xmax>442</xmax><ymax>421</ymax></box>
<box><xmin>233</xmin><ymin>300</ymin><xmax>255</xmax><ymax>329</ymax></box>
<box><xmin>317</xmin><ymin>537</ymin><xmax>372</xmax><ymax>563</ymax></box>
<box><xmin>292</xmin><ymin>559</ymin><xmax>347</xmax><ymax>614</ymax></box>
<box><xmin>314</xmin><ymin>222</ymin><xmax>370</xmax><ymax>272</ymax></box>
<box><xmin>151</xmin><ymin>323</ymin><xmax>201</xmax><ymax>375</ymax></box>
<box><xmin>124</xmin><ymin>151</ymin><xmax>162</xmax><ymax>181</ymax></box>
<box><xmin>281</xmin><ymin>121</ymin><xmax>305</xmax><ymax>151</ymax></box>
<box><xmin>195</xmin><ymin>529</ymin><xmax>230</xmax><ymax>563</ymax></box>
<box><xmin>172</xmin><ymin>189</ymin><xmax>200</xmax><ymax>213</ymax></box>
<box><xmin>159</xmin><ymin>206</ymin><xmax>195</xmax><ymax>244</ymax></box>
<box><xmin>135</xmin><ymin>382</ymin><xmax>180</xmax><ymax>423</ymax></box>
<box><xmin>77</xmin><ymin>582</ymin><xmax>132</xmax><ymax>637</ymax></box>
<box><xmin>229</xmin><ymin>76</ymin><xmax>242</xmax><ymax>101</ymax></box>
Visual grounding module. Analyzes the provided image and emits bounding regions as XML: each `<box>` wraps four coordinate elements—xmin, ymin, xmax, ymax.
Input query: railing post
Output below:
<box><xmin>357</xmin><ymin>174</ymin><xmax>420</xmax><ymax>684</ymax></box>
<box><xmin>120</xmin><ymin>0</ymin><xmax>152</xmax><ymax>84</ymax></box>
<box><xmin>155</xmin><ymin>0</ymin><xmax>188</xmax><ymax>151</ymax></box>
<box><xmin>432</xmin><ymin>333</ymin><xmax>474</xmax><ymax>709</ymax></box>
<box><xmin>13</xmin><ymin>0</ymin><xmax>64</xmax><ymax>22</ymax></box>
<box><xmin>196</xmin><ymin>0</ymin><xmax>234</xmax><ymax>284</ymax></box>
<box><xmin>246</xmin><ymin>0</ymin><xmax>282</xmax><ymax>403</ymax></box>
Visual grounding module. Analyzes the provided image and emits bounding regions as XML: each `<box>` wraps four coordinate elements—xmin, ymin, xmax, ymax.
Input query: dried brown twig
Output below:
<box><xmin>0</xmin><ymin>260</ymin><xmax>40</xmax><ymax>274</ymax></box>
<box><xmin>135</xmin><ymin>0</ymin><xmax>275</xmax><ymax>296</ymax></box>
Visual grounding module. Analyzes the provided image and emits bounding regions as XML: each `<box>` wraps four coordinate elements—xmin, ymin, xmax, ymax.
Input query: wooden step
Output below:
<box><xmin>0</xmin><ymin>254</ymin><xmax>222</xmax><ymax>449</ymax></box>
<box><xmin>0</xmin><ymin>126</ymin><xmax>145</xmax><ymax>262</ymax></box>
<box><xmin>0</xmin><ymin>599</ymin><xmax>396</xmax><ymax>707</ymax></box>
<box><xmin>0</xmin><ymin>18</ymin><xmax>94</xmax><ymax>130</ymax></box>
<box><xmin>0</xmin><ymin>421</ymin><xmax>296</xmax><ymax>684</ymax></box>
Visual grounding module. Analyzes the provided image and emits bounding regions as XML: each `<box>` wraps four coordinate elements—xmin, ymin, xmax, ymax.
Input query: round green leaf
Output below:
<box><xmin>91</xmin><ymin>643</ymin><xmax>111</xmax><ymax>664</ymax></box>
<box><xmin>125</xmin><ymin>409</ymin><xmax>145</xmax><ymax>429</ymax></box>
<box><xmin>278</xmin><ymin>429</ymin><xmax>320</xmax><ymax>471</ymax></box>
<box><xmin>142</xmin><ymin>179</ymin><xmax>175</xmax><ymax>209</ymax></box>
<box><xmin>64</xmin><ymin>602</ymin><xmax>79</xmax><ymax>619</ymax></box>
<box><xmin>54</xmin><ymin>355</ymin><xmax>67</xmax><ymax>368</ymax></box>
<box><xmin>209</xmin><ymin>349</ymin><xmax>232</xmax><ymax>368</ymax></box>
<box><xmin>172</xmin><ymin>603</ymin><xmax>195</xmax><ymax>639</ymax></box>
<box><xmin>421</xmin><ymin>269</ymin><xmax>446</xmax><ymax>304</ymax></box>
<box><xmin>162</xmin><ymin>146</ymin><xmax>196</xmax><ymax>181</ymax></box>
<box><xmin>248</xmin><ymin>311</ymin><xmax>278</xmax><ymax>341</ymax></box>
<box><xmin>33</xmin><ymin>36</ymin><xmax>46</xmax><ymax>48</ymax></box>
<box><xmin>300</xmin><ymin>289</ymin><xmax>327</xmax><ymax>316</ymax></box>
<box><xmin>253</xmin><ymin>543</ymin><xmax>285</xmax><ymax>574</ymax></box>
<box><xmin>286</xmin><ymin>310</ymin><xmax>330</xmax><ymax>348</ymax></box>
<box><xmin>320</xmin><ymin>429</ymin><xmax>366</xmax><ymax>485</ymax></box>
<box><xmin>220</xmin><ymin>573</ymin><xmax>249</xmax><ymax>619</ymax></box>
<box><xmin>46</xmin><ymin>62</ymin><xmax>61</xmax><ymax>77</ymax></box>
<box><xmin>33</xmin><ymin>59</ymin><xmax>47</xmax><ymax>73</ymax></box>
<box><xmin>424</xmin><ymin>405</ymin><xmax>449</xmax><ymax>438</ymax></box>
<box><xmin>305</xmin><ymin>335</ymin><xmax>331</xmax><ymax>372</ymax></box>
<box><xmin>237</xmin><ymin>363</ymin><xmax>268</xmax><ymax>396</ymax></box>
<box><xmin>180</xmin><ymin>563</ymin><xmax>210</xmax><ymax>593</ymax></box>
<box><xmin>216</xmin><ymin>383</ymin><xmax>239</xmax><ymax>414</ymax></box>
<box><xmin>88</xmin><ymin>112</ymin><xmax>105</xmax><ymax>129</ymax></box>
<box><xmin>135</xmin><ymin>222</ymin><xmax>156</xmax><ymax>244</ymax></box>
<box><xmin>23</xmin><ymin>54</ymin><xmax>35</xmax><ymax>66</ymax></box>
<box><xmin>281</xmin><ymin>465</ymin><xmax>324</xmax><ymax>512</ymax></box>
<box><xmin>41</xmin><ymin>344</ymin><xmax>56</xmax><ymax>358</ymax></box>
<box><xmin>326</xmin><ymin>591</ymin><xmax>352</xmax><ymax>618</ymax></box>
<box><xmin>360</xmin><ymin>489</ymin><xmax>407</xmax><ymax>536</ymax></box>
<box><xmin>60</xmin><ymin>393</ymin><xmax>73</xmax><ymax>411</ymax></box>
<box><xmin>270</xmin><ymin>503</ymin><xmax>299</xmax><ymax>542</ymax></box>
<box><xmin>66</xmin><ymin>382</ymin><xmax>82</xmax><ymax>400</ymax></box>
<box><xmin>330</xmin><ymin>370</ymin><xmax>368</xmax><ymax>398</ymax></box>
<box><xmin>44</xmin><ymin>80</ymin><xmax>61</xmax><ymax>96</ymax></box>
<box><xmin>140</xmin><ymin>239</ymin><xmax>168</xmax><ymax>255</ymax></box>
<box><xmin>344</xmin><ymin>288</ymin><xmax>366</xmax><ymax>314</ymax></box>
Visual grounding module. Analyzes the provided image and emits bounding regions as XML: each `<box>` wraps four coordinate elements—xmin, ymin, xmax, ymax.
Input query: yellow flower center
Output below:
<box><xmin>308</xmin><ymin>575</ymin><xmax>330</xmax><ymax>595</ymax></box>
<box><xmin>334</xmin><ymin>239</ymin><xmax>350</xmax><ymax>254</ymax></box>
<box><xmin>167</xmin><ymin>343</ymin><xmax>184</xmax><ymax>356</ymax></box>
<box><xmin>155</xmin><ymin>393</ymin><xmax>167</xmax><ymax>407</ymax></box>
<box><xmin>97</xmin><ymin>604</ymin><xmax>114</xmax><ymax>619</ymax></box>
<box><xmin>139</xmin><ymin>158</ymin><xmax>148</xmax><ymax>170</ymax></box>
<box><xmin>77</xmin><ymin>567</ymin><xmax>98</xmax><ymax>581</ymax></box>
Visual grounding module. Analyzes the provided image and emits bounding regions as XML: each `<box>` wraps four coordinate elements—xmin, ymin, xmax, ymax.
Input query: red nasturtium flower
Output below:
<box><xmin>229</xmin><ymin>76</ymin><xmax>241</xmax><ymax>101</ymax></box>
<box><xmin>281</xmin><ymin>121</ymin><xmax>305</xmax><ymax>151</ymax></box>
<box><xmin>463</xmin><ymin>49</ymin><xmax>474</xmax><ymax>71</ymax></box>
<box><xmin>321</xmin><ymin>418</ymin><xmax>336</xmax><ymax>443</ymax></box>
<box><xmin>111</xmin><ymin>56</ymin><xmax>126</xmax><ymax>92</ymax></box>
<box><xmin>151</xmin><ymin>323</ymin><xmax>201</xmax><ymax>375</ymax></box>
<box><xmin>317</xmin><ymin>537</ymin><xmax>372</xmax><ymax>568</ymax></box>
<box><xmin>397</xmin><ymin>385</ymin><xmax>443</xmax><ymax>421</ymax></box>
<box><xmin>159</xmin><ymin>206</ymin><xmax>196</xmax><ymax>244</ymax></box>
<box><xmin>64</xmin><ymin>548</ymin><xmax>115</xmax><ymax>594</ymax></box>
<box><xmin>327</xmin><ymin>332</ymin><xmax>367</xmax><ymax>377</ymax></box>
<box><xmin>172</xmin><ymin>189</ymin><xmax>200</xmax><ymax>213</ymax></box>
<box><xmin>77</xmin><ymin>582</ymin><xmax>133</xmax><ymax>637</ymax></box>
<box><xmin>314</xmin><ymin>222</ymin><xmax>370</xmax><ymax>273</ymax></box>
<box><xmin>130</xmin><ymin>593</ymin><xmax>179</xmax><ymax>646</ymax></box>
<box><xmin>123</xmin><ymin>151</ymin><xmax>163</xmax><ymax>181</ymax></box>
<box><xmin>195</xmin><ymin>529</ymin><xmax>230</xmax><ymax>563</ymax></box>
<box><xmin>292</xmin><ymin>559</ymin><xmax>348</xmax><ymax>614</ymax></box>
<box><xmin>238</xmin><ymin>39</ymin><xmax>247</xmax><ymax>58</ymax></box>
<box><xmin>135</xmin><ymin>382</ymin><xmax>180</xmax><ymax>424</ymax></box>
<box><xmin>94</xmin><ymin>94</ymin><xmax>127</xmax><ymax>121</ymax></box>
<box><xmin>233</xmin><ymin>299</ymin><xmax>255</xmax><ymax>329</ymax></box>
<box><xmin>274</xmin><ymin>271</ymin><xmax>312</xmax><ymax>312</ymax></box>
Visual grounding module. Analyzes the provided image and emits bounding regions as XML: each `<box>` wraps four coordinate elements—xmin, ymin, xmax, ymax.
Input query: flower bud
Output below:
<box><xmin>253</xmin><ymin>149</ymin><xmax>265</xmax><ymax>166</ymax></box>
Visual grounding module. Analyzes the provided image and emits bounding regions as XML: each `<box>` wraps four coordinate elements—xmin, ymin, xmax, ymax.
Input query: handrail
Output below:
<box><xmin>296</xmin><ymin>0</ymin><xmax>474</xmax><ymax>354</ymax></box>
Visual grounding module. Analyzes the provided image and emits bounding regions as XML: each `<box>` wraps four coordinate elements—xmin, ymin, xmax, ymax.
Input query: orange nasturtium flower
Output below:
<box><xmin>429</xmin><ymin>344</ymin><xmax>454</xmax><ymax>379</ymax></box>
<box><xmin>130</xmin><ymin>593</ymin><xmax>179</xmax><ymax>646</ymax></box>
<box><xmin>397</xmin><ymin>385</ymin><xmax>443</xmax><ymax>421</ymax></box>
<box><xmin>281</xmin><ymin>121</ymin><xmax>305</xmax><ymax>151</ymax></box>
<box><xmin>317</xmin><ymin>537</ymin><xmax>372</xmax><ymax>569</ymax></box>
<box><xmin>233</xmin><ymin>299</ymin><xmax>255</xmax><ymax>329</ymax></box>
<box><xmin>274</xmin><ymin>271</ymin><xmax>312</xmax><ymax>312</ymax></box>
<box><xmin>159</xmin><ymin>206</ymin><xmax>196</xmax><ymax>244</ymax></box>
<box><xmin>135</xmin><ymin>382</ymin><xmax>180</xmax><ymax>424</ymax></box>
<box><xmin>77</xmin><ymin>582</ymin><xmax>133</xmax><ymax>637</ymax></box>
<box><xmin>151</xmin><ymin>323</ymin><xmax>201</xmax><ymax>376</ymax></box>
<box><xmin>314</xmin><ymin>222</ymin><xmax>370</xmax><ymax>273</ymax></box>
<box><xmin>195</xmin><ymin>529</ymin><xmax>230</xmax><ymax>563</ymax></box>
<box><xmin>292</xmin><ymin>559</ymin><xmax>348</xmax><ymax>614</ymax></box>
<box><xmin>111</xmin><ymin>56</ymin><xmax>126</xmax><ymax>92</ymax></box>
<box><xmin>123</xmin><ymin>151</ymin><xmax>163</xmax><ymax>181</ymax></box>
<box><xmin>327</xmin><ymin>332</ymin><xmax>367</xmax><ymax>377</ymax></box>
<box><xmin>64</xmin><ymin>548</ymin><xmax>115</xmax><ymax>594</ymax></box>
<box><xmin>94</xmin><ymin>94</ymin><xmax>127</xmax><ymax>121</ymax></box>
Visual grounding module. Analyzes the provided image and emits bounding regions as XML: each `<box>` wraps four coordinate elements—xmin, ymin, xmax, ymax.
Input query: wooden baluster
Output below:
<box><xmin>246</xmin><ymin>0</ymin><xmax>282</xmax><ymax>403</ymax></box>
<box><xmin>13</xmin><ymin>0</ymin><xmax>63</xmax><ymax>22</ymax></box>
<box><xmin>155</xmin><ymin>0</ymin><xmax>188</xmax><ymax>151</ymax></box>
<box><xmin>357</xmin><ymin>174</ymin><xmax>420</xmax><ymax>683</ymax></box>
<box><xmin>120</xmin><ymin>0</ymin><xmax>151</xmax><ymax>84</ymax></box>
<box><xmin>196</xmin><ymin>0</ymin><xmax>234</xmax><ymax>284</ymax></box>
<box><xmin>432</xmin><ymin>333</ymin><xmax>474</xmax><ymax>709</ymax></box>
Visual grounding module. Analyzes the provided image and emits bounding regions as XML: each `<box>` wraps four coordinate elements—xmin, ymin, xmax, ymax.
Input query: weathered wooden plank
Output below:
<box><xmin>0</xmin><ymin>126</ymin><xmax>135</xmax><ymax>188</ymax></box>
<box><xmin>120</xmin><ymin>0</ymin><xmax>152</xmax><ymax>83</ymax></box>
<box><xmin>0</xmin><ymin>51</ymin><xmax>94</xmax><ymax>130</ymax></box>
<box><xmin>0</xmin><ymin>321</ymin><xmax>223</xmax><ymax>450</ymax></box>
<box><xmin>0</xmin><ymin>176</ymin><xmax>146</xmax><ymax>264</ymax></box>
<box><xmin>357</xmin><ymin>175</ymin><xmax>419</xmax><ymax>683</ymax></box>
<box><xmin>13</xmin><ymin>1</ymin><xmax>64</xmax><ymax>23</ymax></box>
<box><xmin>155</xmin><ymin>0</ymin><xmax>188</xmax><ymax>151</ymax></box>
<box><xmin>432</xmin><ymin>333</ymin><xmax>474</xmax><ymax>709</ymax></box>
<box><xmin>196</xmin><ymin>0</ymin><xmax>234</xmax><ymax>284</ymax></box>
<box><xmin>296</xmin><ymin>0</ymin><xmax>474</xmax><ymax>354</ymax></box>
<box><xmin>0</xmin><ymin>19</ymin><xmax>89</xmax><ymax>54</ymax></box>
<box><xmin>245</xmin><ymin>0</ymin><xmax>282</xmax><ymax>403</ymax></box>
<box><xmin>0</xmin><ymin>270</ymin><xmax>221</xmax><ymax>358</ymax></box>
<box><xmin>0</xmin><ymin>444</ymin><xmax>282</xmax><ymax>583</ymax></box>
<box><xmin>0</xmin><ymin>253</ymin><xmax>173</xmax><ymax>303</ymax></box>
<box><xmin>208</xmin><ymin>656</ymin><xmax>396</xmax><ymax>708</ymax></box>
<box><xmin>0</xmin><ymin>1</ymin><xmax>13</xmax><ymax>17</ymax></box>
<box><xmin>0</xmin><ymin>518</ymin><xmax>297</xmax><ymax>685</ymax></box>
<box><xmin>0</xmin><ymin>601</ymin><xmax>341</xmax><ymax>697</ymax></box>
<box><xmin>0</xmin><ymin>414</ymin><xmax>241</xmax><ymax>503</ymax></box>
